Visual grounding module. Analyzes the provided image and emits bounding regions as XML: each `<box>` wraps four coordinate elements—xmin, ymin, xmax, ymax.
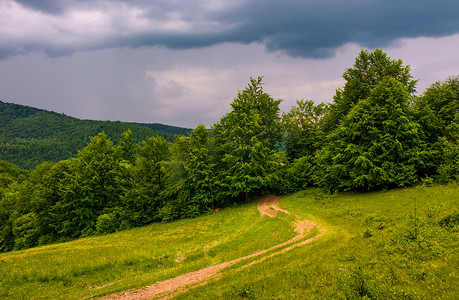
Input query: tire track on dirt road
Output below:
<box><xmin>99</xmin><ymin>195</ymin><xmax>324</xmax><ymax>300</ymax></box>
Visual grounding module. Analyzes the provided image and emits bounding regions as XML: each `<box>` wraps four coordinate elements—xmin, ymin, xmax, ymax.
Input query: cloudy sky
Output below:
<box><xmin>1</xmin><ymin>0</ymin><xmax>459</xmax><ymax>128</ymax></box>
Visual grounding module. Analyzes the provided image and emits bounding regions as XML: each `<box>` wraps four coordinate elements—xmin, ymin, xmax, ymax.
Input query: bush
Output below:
<box><xmin>363</xmin><ymin>228</ymin><xmax>373</xmax><ymax>238</ymax></box>
<box><xmin>96</xmin><ymin>213</ymin><xmax>120</xmax><ymax>235</ymax></box>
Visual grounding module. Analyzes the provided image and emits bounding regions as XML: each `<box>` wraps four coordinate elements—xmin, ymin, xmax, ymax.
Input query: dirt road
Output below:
<box><xmin>99</xmin><ymin>196</ymin><xmax>323</xmax><ymax>299</ymax></box>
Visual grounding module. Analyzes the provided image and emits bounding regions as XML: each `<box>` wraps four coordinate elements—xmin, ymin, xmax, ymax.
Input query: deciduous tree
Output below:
<box><xmin>317</xmin><ymin>77</ymin><xmax>421</xmax><ymax>192</ymax></box>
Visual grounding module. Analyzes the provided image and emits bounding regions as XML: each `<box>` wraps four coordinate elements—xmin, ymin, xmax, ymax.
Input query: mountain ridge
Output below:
<box><xmin>0</xmin><ymin>100</ymin><xmax>192</xmax><ymax>169</ymax></box>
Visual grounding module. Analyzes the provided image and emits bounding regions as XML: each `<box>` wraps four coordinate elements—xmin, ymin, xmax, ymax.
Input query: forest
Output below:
<box><xmin>0</xmin><ymin>101</ymin><xmax>191</xmax><ymax>169</ymax></box>
<box><xmin>0</xmin><ymin>49</ymin><xmax>458</xmax><ymax>253</ymax></box>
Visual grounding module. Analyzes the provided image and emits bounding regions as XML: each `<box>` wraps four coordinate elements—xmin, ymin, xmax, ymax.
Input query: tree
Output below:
<box><xmin>211</xmin><ymin>77</ymin><xmax>285</xmax><ymax>203</ymax></box>
<box><xmin>184</xmin><ymin>124</ymin><xmax>214</xmax><ymax>211</ymax></box>
<box><xmin>414</xmin><ymin>76</ymin><xmax>459</xmax><ymax>181</ymax></box>
<box><xmin>322</xmin><ymin>49</ymin><xmax>417</xmax><ymax>135</ymax></box>
<box><xmin>58</xmin><ymin>132</ymin><xmax>126</xmax><ymax>237</ymax></box>
<box><xmin>26</xmin><ymin>161</ymin><xmax>70</xmax><ymax>245</ymax></box>
<box><xmin>317</xmin><ymin>77</ymin><xmax>421</xmax><ymax>192</ymax></box>
<box><xmin>160</xmin><ymin>124</ymin><xmax>214</xmax><ymax>220</ymax></box>
<box><xmin>136</xmin><ymin>136</ymin><xmax>169</xmax><ymax>190</ymax></box>
<box><xmin>116</xmin><ymin>129</ymin><xmax>137</xmax><ymax>164</ymax></box>
<box><xmin>282</xmin><ymin>99</ymin><xmax>327</xmax><ymax>161</ymax></box>
<box><xmin>122</xmin><ymin>135</ymin><xmax>169</xmax><ymax>225</ymax></box>
<box><xmin>229</xmin><ymin>76</ymin><xmax>283</xmax><ymax>150</ymax></box>
<box><xmin>0</xmin><ymin>161</ymin><xmax>28</xmax><ymax>250</ymax></box>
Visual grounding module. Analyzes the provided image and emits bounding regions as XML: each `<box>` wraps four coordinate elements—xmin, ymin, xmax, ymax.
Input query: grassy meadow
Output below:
<box><xmin>0</xmin><ymin>183</ymin><xmax>458</xmax><ymax>299</ymax></box>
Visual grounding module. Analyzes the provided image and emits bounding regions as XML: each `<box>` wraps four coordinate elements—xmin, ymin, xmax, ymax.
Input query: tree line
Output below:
<box><xmin>0</xmin><ymin>49</ymin><xmax>457</xmax><ymax>252</ymax></box>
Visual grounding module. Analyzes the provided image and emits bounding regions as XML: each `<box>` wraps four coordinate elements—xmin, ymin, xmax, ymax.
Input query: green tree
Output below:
<box><xmin>160</xmin><ymin>125</ymin><xmax>214</xmax><ymax>220</ymax></box>
<box><xmin>12</xmin><ymin>213</ymin><xmax>39</xmax><ymax>250</ymax></box>
<box><xmin>58</xmin><ymin>132</ymin><xmax>126</xmax><ymax>237</ymax></box>
<box><xmin>0</xmin><ymin>161</ymin><xmax>28</xmax><ymax>251</ymax></box>
<box><xmin>280</xmin><ymin>100</ymin><xmax>328</xmax><ymax>193</ymax></box>
<box><xmin>414</xmin><ymin>76</ymin><xmax>459</xmax><ymax>181</ymax></box>
<box><xmin>322</xmin><ymin>49</ymin><xmax>417</xmax><ymax>135</ymax></box>
<box><xmin>211</xmin><ymin>77</ymin><xmax>285</xmax><ymax>203</ymax></box>
<box><xmin>282</xmin><ymin>99</ymin><xmax>327</xmax><ymax>160</ymax></box>
<box><xmin>28</xmin><ymin>161</ymin><xmax>74</xmax><ymax>245</ymax></box>
<box><xmin>122</xmin><ymin>135</ymin><xmax>169</xmax><ymax>225</ymax></box>
<box><xmin>230</xmin><ymin>76</ymin><xmax>283</xmax><ymax>150</ymax></box>
<box><xmin>183</xmin><ymin>124</ymin><xmax>214</xmax><ymax>211</ymax></box>
<box><xmin>0</xmin><ymin>161</ymin><xmax>27</xmax><ymax>190</ymax></box>
<box><xmin>116</xmin><ymin>129</ymin><xmax>137</xmax><ymax>164</ymax></box>
<box><xmin>317</xmin><ymin>77</ymin><xmax>421</xmax><ymax>192</ymax></box>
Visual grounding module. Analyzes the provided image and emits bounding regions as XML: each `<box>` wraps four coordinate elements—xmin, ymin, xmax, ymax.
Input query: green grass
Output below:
<box><xmin>0</xmin><ymin>184</ymin><xmax>458</xmax><ymax>299</ymax></box>
<box><xmin>0</xmin><ymin>199</ymin><xmax>296</xmax><ymax>299</ymax></box>
<box><xmin>179</xmin><ymin>184</ymin><xmax>459</xmax><ymax>299</ymax></box>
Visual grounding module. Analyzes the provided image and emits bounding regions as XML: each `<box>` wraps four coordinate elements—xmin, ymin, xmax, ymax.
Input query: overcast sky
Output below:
<box><xmin>1</xmin><ymin>0</ymin><xmax>459</xmax><ymax>128</ymax></box>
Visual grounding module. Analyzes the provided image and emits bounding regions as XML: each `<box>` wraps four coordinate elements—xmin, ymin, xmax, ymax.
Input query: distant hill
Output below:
<box><xmin>0</xmin><ymin>100</ymin><xmax>192</xmax><ymax>169</ymax></box>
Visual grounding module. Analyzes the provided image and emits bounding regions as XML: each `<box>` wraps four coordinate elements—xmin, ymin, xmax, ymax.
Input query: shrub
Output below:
<box><xmin>96</xmin><ymin>213</ymin><xmax>120</xmax><ymax>235</ymax></box>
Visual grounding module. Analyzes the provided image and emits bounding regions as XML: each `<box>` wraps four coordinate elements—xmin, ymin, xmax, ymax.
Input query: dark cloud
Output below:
<box><xmin>217</xmin><ymin>0</ymin><xmax>459</xmax><ymax>58</ymax></box>
<box><xmin>3</xmin><ymin>0</ymin><xmax>459</xmax><ymax>59</ymax></box>
<box><xmin>14</xmin><ymin>0</ymin><xmax>71</xmax><ymax>14</ymax></box>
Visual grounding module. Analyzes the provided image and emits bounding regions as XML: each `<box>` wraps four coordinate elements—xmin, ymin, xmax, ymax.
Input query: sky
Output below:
<box><xmin>1</xmin><ymin>0</ymin><xmax>459</xmax><ymax>128</ymax></box>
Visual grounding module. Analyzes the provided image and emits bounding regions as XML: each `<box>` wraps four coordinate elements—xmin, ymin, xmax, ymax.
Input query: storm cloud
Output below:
<box><xmin>1</xmin><ymin>0</ymin><xmax>459</xmax><ymax>128</ymax></box>
<box><xmin>2</xmin><ymin>0</ymin><xmax>459</xmax><ymax>59</ymax></box>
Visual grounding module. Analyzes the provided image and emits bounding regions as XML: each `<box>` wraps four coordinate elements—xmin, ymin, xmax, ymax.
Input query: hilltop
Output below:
<box><xmin>0</xmin><ymin>101</ymin><xmax>191</xmax><ymax>169</ymax></box>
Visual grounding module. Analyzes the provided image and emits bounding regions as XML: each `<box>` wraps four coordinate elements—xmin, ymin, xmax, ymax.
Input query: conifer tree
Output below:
<box><xmin>211</xmin><ymin>77</ymin><xmax>285</xmax><ymax>203</ymax></box>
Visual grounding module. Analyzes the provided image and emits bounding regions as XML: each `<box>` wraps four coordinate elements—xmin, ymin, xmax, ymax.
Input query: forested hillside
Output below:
<box><xmin>0</xmin><ymin>49</ymin><xmax>457</xmax><ymax>253</ymax></box>
<box><xmin>0</xmin><ymin>101</ymin><xmax>191</xmax><ymax>169</ymax></box>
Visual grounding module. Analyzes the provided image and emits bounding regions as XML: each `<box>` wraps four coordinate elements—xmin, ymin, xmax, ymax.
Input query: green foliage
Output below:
<box><xmin>211</xmin><ymin>77</ymin><xmax>284</xmax><ymax>203</ymax></box>
<box><xmin>437</xmin><ymin>137</ymin><xmax>459</xmax><ymax>182</ymax></box>
<box><xmin>217</xmin><ymin>111</ymin><xmax>284</xmax><ymax>201</ymax></box>
<box><xmin>318</xmin><ymin>77</ymin><xmax>421</xmax><ymax>191</ymax></box>
<box><xmin>438</xmin><ymin>211</ymin><xmax>459</xmax><ymax>230</ymax></box>
<box><xmin>12</xmin><ymin>213</ymin><xmax>39</xmax><ymax>250</ymax></box>
<box><xmin>160</xmin><ymin>124</ymin><xmax>214</xmax><ymax>220</ymax></box>
<box><xmin>281</xmin><ymin>155</ymin><xmax>315</xmax><ymax>194</ymax></box>
<box><xmin>0</xmin><ymin>161</ymin><xmax>28</xmax><ymax>251</ymax></box>
<box><xmin>116</xmin><ymin>129</ymin><xmax>137</xmax><ymax>163</ymax></box>
<box><xmin>122</xmin><ymin>135</ymin><xmax>170</xmax><ymax>225</ymax></box>
<box><xmin>1</xmin><ymin>50</ymin><xmax>458</xmax><ymax>256</ymax></box>
<box><xmin>231</xmin><ymin>284</ymin><xmax>257</xmax><ymax>299</ymax></box>
<box><xmin>0</xmin><ymin>101</ymin><xmax>189</xmax><ymax>169</ymax></box>
<box><xmin>229</xmin><ymin>76</ymin><xmax>283</xmax><ymax>150</ymax></box>
<box><xmin>0</xmin><ymin>161</ymin><xmax>28</xmax><ymax>189</ymax></box>
<box><xmin>96</xmin><ymin>212</ymin><xmax>121</xmax><ymax>235</ymax></box>
<box><xmin>414</xmin><ymin>76</ymin><xmax>459</xmax><ymax>181</ymax></box>
<box><xmin>322</xmin><ymin>48</ymin><xmax>417</xmax><ymax>135</ymax></box>
<box><xmin>282</xmin><ymin>99</ymin><xmax>327</xmax><ymax>161</ymax></box>
<box><xmin>56</xmin><ymin>133</ymin><xmax>126</xmax><ymax>238</ymax></box>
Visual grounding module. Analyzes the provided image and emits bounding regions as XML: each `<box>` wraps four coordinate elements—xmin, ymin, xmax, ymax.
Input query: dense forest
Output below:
<box><xmin>0</xmin><ymin>102</ymin><xmax>191</xmax><ymax>169</ymax></box>
<box><xmin>0</xmin><ymin>49</ymin><xmax>458</xmax><ymax>252</ymax></box>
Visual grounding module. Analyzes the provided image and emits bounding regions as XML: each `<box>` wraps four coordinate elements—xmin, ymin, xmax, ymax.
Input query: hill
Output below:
<box><xmin>0</xmin><ymin>184</ymin><xmax>457</xmax><ymax>299</ymax></box>
<box><xmin>0</xmin><ymin>101</ymin><xmax>192</xmax><ymax>169</ymax></box>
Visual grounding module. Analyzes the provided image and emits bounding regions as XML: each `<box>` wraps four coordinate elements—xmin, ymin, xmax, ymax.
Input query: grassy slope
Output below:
<box><xmin>184</xmin><ymin>184</ymin><xmax>459</xmax><ymax>299</ymax></box>
<box><xmin>0</xmin><ymin>184</ymin><xmax>458</xmax><ymax>299</ymax></box>
<box><xmin>0</xmin><ymin>200</ymin><xmax>296</xmax><ymax>299</ymax></box>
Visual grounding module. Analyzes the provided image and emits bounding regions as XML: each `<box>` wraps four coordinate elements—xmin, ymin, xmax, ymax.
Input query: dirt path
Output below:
<box><xmin>99</xmin><ymin>196</ymin><xmax>323</xmax><ymax>300</ymax></box>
